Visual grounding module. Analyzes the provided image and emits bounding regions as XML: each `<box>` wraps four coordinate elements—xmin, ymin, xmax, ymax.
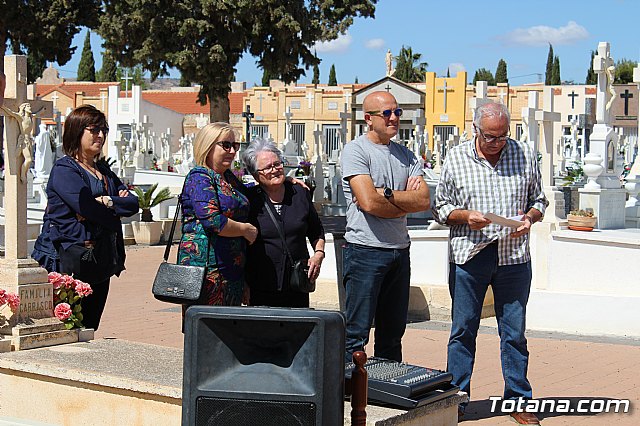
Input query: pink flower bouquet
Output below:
<box><xmin>49</xmin><ymin>272</ymin><xmax>93</xmax><ymax>330</ymax></box>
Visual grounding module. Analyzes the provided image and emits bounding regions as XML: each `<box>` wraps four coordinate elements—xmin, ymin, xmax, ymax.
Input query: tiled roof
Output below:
<box><xmin>36</xmin><ymin>82</ymin><xmax>119</xmax><ymax>98</ymax></box>
<box><xmin>142</xmin><ymin>91</ymin><xmax>247</xmax><ymax>115</ymax></box>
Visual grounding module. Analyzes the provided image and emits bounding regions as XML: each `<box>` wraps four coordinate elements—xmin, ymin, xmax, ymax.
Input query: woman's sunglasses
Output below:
<box><xmin>217</xmin><ymin>141</ymin><xmax>241</xmax><ymax>151</ymax></box>
<box><xmin>85</xmin><ymin>126</ymin><xmax>109</xmax><ymax>135</ymax></box>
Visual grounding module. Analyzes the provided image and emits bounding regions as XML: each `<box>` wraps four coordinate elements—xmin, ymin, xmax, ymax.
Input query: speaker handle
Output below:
<box><xmin>350</xmin><ymin>351</ymin><xmax>368</xmax><ymax>426</ymax></box>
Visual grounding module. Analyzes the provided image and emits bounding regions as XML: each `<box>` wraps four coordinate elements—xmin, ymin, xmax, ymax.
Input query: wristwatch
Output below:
<box><xmin>103</xmin><ymin>196</ymin><xmax>114</xmax><ymax>208</ymax></box>
<box><xmin>383</xmin><ymin>186</ymin><xmax>393</xmax><ymax>199</ymax></box>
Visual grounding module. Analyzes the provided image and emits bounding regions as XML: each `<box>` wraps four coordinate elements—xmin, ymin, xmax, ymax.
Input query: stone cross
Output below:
<box><xmin>242</xmin><ymin>105</ymin><xmax>253</xmax><ymax>143</ymax></box>
<box><xmin>433</xmin><ymin>133</ymin><xmax>442</xmax><ymax>173</ymax></box>
<box><xmin>283</xmin><ymin>106</ymin><xmax>293</xmax><ymax>142</ymax></box>
<box><xmin>121</xmin><ymin>69</ymin><xmax>133</xmax><ymax>98</ymax></box>
<box><xmin>593</xmin><ymin>42</ymin><xmax>615</xmax><ymax>125</ymax></box>
<box><xmin>50</xmin><ymin>92</ymin><xmax>59</xmax><ymax>111</ymax></box>
<box><xmin>469</xmin><ymin>81</ymin><xmax>489</xmax><ymax>121</ymax></box>
<box><xmin>497</xmin><ymin>89</ymin><xmax>508</xmax><ymax>105</ymax></box>
<box><xmin>0</xmin><ymin>55</ymin><xmax>66</xmax><ymax>348</ymax></box>
<box><xmin>437</xmin><ymin>80</ymin><xmax>452</xmax><ymax>113</ymax></box>
<box><xmin>535</xmin><ymin>87</ymin><xmax>561</xmax><ymax>186</ymax></box>
<box><xmin>534</xmin><ymin>87</ymin><xmax>566</xmax><ymax>223</ymax></box>
<box><xmin>306</xmin><ymin>91</ymin><xmax>314</xmax><ymax>109</ymax></box>
<box><xmin>343</xmin><ymin>91</ymin><xmax>351</xmax><ymax>106</ymax></box>
<box><xmin>521</xmin><ymin>91</ymin><xmax>541</xmax><ymax>154</ymax></box>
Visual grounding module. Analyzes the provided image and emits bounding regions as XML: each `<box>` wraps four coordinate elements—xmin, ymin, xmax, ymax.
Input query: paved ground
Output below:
<box><xmin>97</xmin><ymin>245</ymin><xmax>639</xmax><ymax>425</ymax></box>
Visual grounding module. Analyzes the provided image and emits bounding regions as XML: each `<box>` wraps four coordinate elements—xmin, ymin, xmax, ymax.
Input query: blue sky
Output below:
<box><xmin>53</xmin><ymin>0</ymin><xmax>639</xmax><ymax>86</ymax></box>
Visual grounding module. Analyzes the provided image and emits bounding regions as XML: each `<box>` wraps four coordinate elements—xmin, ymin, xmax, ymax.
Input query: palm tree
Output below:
<box><xmin>132</xmin><ymin>183</ymin><xmax>173</xmax><ymax>222</ymax></box>
<box><xmin>393</xmin><ymin>46</ymin><xmax>428</xmax><ymax>83</ymax></box>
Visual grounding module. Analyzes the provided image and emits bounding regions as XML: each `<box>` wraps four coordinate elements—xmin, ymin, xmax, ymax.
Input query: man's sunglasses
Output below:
<box><xmin>366</xmin><ymin>108</ymin><xmax>403</xmax><ymax>118</ymax></box>
<box><xmin>85</xmin><ymin>126</ymin><xmax>109</xmax><ymax>135</ymax></box>
<box><xmin>217</xmin><ymin>140</ymin><xmax>241</xmax><ymax>151</ymax></box>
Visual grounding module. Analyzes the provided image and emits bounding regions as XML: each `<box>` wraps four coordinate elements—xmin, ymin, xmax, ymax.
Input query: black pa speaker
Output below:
<box><xmin>182</xmin><ymin>306</ymin><xmax>345</xmax><ymax>426</ymax></box>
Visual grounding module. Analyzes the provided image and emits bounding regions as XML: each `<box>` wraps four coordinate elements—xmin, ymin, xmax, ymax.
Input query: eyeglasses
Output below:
<box><xmin>476</xmin><ymin>127</ymin><xmax>510</xmax><ymax>143</ymax></box>
<box><xmin>216</xmin><ymin>140</ymin><xmax>241</xmax><ymax>151</ymax></box>
<box><xmin>256</xmin><ymin>161</ymin><xmax>284</xmax><ymax>173</ymax></box>
<box><xmin>366</xmin><ymin>108</ymin><xmax>403</xmax><ymax>118</ymax></box>
<box><xmin>85</xmin><ymin>126</ymin><xmax>109</xmax><ymax>136</ymax></box>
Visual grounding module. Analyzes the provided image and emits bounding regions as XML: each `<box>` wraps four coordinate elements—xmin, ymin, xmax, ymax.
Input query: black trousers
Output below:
<box><xmin>81</xmin><ymin>278</ymin><xmax>110</xmax><ymax>331</ymax></box>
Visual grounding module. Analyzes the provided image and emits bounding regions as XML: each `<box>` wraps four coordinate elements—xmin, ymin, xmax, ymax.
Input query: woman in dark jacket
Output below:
<box><xmin>32</xmin><ymin>105</ymin><xmax>138</xmax><ymax>330</ymax></box>
<box><xmin>242</xmin><ymin>139</ymin><xmax>325</xmax><ymax>308</ymax></box>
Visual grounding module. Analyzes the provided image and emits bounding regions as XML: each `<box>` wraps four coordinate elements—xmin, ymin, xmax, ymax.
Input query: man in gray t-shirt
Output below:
<box><xmin>340</xmin><ymin>91</ymin><xmax>429</xmax><ymax>362</ymax></box>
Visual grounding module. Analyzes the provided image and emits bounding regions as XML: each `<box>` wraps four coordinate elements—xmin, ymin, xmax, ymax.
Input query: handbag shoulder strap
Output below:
<box><xmin>162</xmin><ymin>172</ymin><xmax>210</xmax><ymax>267</ymax></box>
<box><xmin>261</xmin><ymin>190</ymin><xmax>295</xmax><ymax>265</ymax></box>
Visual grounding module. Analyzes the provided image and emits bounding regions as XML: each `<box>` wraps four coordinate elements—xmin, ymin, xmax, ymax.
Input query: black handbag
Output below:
<box><xmin>151</xmin><ymin>187</ymin><xmax>210</xmax><ymax>304</ymax></box>
<box><xmin>262</xmin><ymin>193</ymin><xmax>315</xmax><ymax>293</ymax></box>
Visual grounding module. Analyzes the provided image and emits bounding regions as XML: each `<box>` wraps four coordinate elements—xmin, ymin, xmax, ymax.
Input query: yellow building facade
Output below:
<box><xmin>425</xmin><ymin>71</ymin><xmax>467</xmax><ymax>150</ymax></box>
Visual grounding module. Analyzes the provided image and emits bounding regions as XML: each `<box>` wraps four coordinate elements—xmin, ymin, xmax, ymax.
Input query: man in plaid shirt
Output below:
<box><xmin>434</xmin><ymin>101</ymin><xmax>548</xmax><ymax>425</ymax></box>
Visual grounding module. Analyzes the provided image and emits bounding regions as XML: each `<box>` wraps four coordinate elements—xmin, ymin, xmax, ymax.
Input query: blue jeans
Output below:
<box><xmin>447</xmin><ymin>242</ymin><xmax>532</xmax><ymax>407</ymax></box>
<box><xmin>343</xmin><ymin>243</ymin><xmax>411</xmax><ymax>363</ymax></box>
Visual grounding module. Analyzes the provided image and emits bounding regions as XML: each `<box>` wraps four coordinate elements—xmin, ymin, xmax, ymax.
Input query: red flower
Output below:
<box><xmin>54</xmin><ymin>303</ymin><xmax>72</xmax><ymax>321</ymax></box>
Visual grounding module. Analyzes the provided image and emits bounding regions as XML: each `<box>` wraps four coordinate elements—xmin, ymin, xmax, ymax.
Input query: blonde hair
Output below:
<box><xmin>193</xmin><ymin>122</ymin><xmax>237</xmax><ymax>167</ymax></box>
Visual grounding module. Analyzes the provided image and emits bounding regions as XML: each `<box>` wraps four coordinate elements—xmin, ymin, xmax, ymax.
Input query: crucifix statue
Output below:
<box><xmin>1</xmin><ymin>102</ymin><xmax>34</xmax><ymax>183</ymax></box>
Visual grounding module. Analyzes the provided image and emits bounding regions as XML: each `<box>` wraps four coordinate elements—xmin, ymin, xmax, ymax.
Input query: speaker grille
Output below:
<box><xmin>196</xmin><ymin>396</ymin><xmax>316</xmax><ymax>426</ymax></box>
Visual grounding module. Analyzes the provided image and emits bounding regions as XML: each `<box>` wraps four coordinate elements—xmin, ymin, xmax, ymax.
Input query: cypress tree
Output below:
<box><xmin>179</xmin><ymin>74</ymin><xmax>191</xmax><ymax>87</ymax></box>
<box><xmin>551</xmin><ymin>56</ymin><xmax>561</xmax><ymax>85</ymax></box>
<box><xmin>261</xmin><ymin>68</ymin><xmax>271</xmax><ymax>87</ymax></box>
<box><xmin>312</xmin><ymin>63</ymin><xmax>320</xmax><ymax>84</ymax></box>
<box><xmin>328</xmin><ymin>64</ymin><xmax>337</xmax><ymax>86</ymax></box>
<box><xmin>354</xmin><ymin>76</ymin><xmax>359</xmax><ymax>84</ymax></box>
<box><xmin>495</xmin><ymin>59</ymin><xmax>508</xmax><ymax>83</ymax></box>
<box><xmin>585</xmin><ymin>50</ymin><xmax>596</xmax><ymax>84</ymax></box>
<box><xmin>77</xmin><ymin>31</ymin><xmax>96</xmax><ymax>81</ymax></box>
<box><xmin>97</xmin><ymin>50</ymin><xmax>117</xmax><ymax>82</ymax></box>
<box><xmin>545</xmin><ymin>43</ymin><xmax>554</xmax><ymax>85</ymax></box>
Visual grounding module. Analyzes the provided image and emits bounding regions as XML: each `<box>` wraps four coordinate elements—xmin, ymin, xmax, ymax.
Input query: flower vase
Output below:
<box><xmin>582</xmin><ymin>153</ymin><xmax>604</xmax><ymax>190</ymax></box>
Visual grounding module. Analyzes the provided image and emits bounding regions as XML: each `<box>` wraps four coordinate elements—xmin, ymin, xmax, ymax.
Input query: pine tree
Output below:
<box><xmin>77</xmin><ymin>31</ymin><xmax>96</xmax><ymax>81</ymax></box>
<box><xmin>473</xmin><ymin>68</ymin><xmax>495</xmax><ymax>86</ymax></box>
<box><xmin>312</xmin><ymin>63</ymin><xmax>320</xmax><ymax>84</ymax></box>
<box><xmin>551</xmin><ymin>56</ymin><xmax>561</xmax><ymax>85</ymax></box>
<box><xmin>328</xmin><ymin>64</ymin><xmax>337</xmax><ymax>86</ymax></box>
<box><xmin>614</xmin><ymin>58</ymin><xmax>635</xmax><ymax>84</ymax></box>
<box><xmin>97</xmin><ymin>50</ymin><xmax>117</xmax><ymax>82</ymax></box>
<box><xmin>545</xmin><ymin>44</ymin><xmax>554</xmax><ymax>85</ymax></box>
<box><xmin>495</xmin><ymin>59</ymin><xmax>508</xmax><ymax>84</ymax></box>
<box><xmin>585</xmin><ymin>50</ymin><xmax>596</xmax><ymax>84</ymax></box>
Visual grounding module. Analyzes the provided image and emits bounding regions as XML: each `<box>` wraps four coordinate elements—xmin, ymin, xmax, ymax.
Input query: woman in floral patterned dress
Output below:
<box><xmin>178</xmin><ymin>123</ymin><xmax>258</xmax><ymax>306</ymax></box>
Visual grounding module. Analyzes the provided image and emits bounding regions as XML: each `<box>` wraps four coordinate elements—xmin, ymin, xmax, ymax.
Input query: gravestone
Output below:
<box><xmin>535</xmin><ymin>87</ymin><xmax>566</xmax><ymax>224</ymax></box>
<box><xmin>312</xmin><ymin>125</ymin><xmax>325</xmax><ymax>204</ymax></box>
<box><xmin>521</xmin><ymin>91</ymin><xmax>540</xmax><ymax>154</ymax></box>
<box><xmin>33</xmin><ymin>123</ymin><xmax>53</xmax><ymax>183</ymax></box>
<box><xmin>624</xmin><ymin>64</ymin><xmax>640</xmax><ymax>228</ymax></box>
<box><xmin>433</xmin><ymin>134</ymin><xmax>442</xmax><ymax>174</ymax></box>
<box><xmin>579</xmin><ymin>42</ymin><xmax>626</xmax><ymax>229</ymax></box>
<box><xmin>412</xmin><ymin>109</ymin><xmax>426</xmax><ymax>160</ymax></box>
<box><xmin>469</xmin><ymin>81</ymin><xmax>490</xmax><ymax>121</ymax></box>
<box><xmin>0</xmin><ymin>55</ymin><xmax>78</xmax><ymax>350</ymax></box>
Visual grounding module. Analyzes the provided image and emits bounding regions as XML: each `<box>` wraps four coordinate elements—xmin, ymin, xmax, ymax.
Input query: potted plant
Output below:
<box><xmin>131</xmin><ymin>183</ymin><xmax>173</xmax><ymax>245</ymax></box>
<box><xmin>567</xmin><ymin>209</ymin><xmax>597</xmax><ymax>231</ymax></box>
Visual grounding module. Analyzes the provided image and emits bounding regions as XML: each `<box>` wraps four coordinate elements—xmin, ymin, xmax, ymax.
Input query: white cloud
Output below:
<box><xmin>499</xmin><ymin>21</ymin><xmax>589</xmax><ymax>47</ymax></box>
<box><xmin>365</xmin><ymin>38</ymin><xmax>385</xmax><ymax>50</ymax></box>
<box><xmin>314</xmin><ymin>33</ymin><xmax>353</xmax><ymax>54</ymax></box>
<box><xmin>447</xmin><ymin>63</ymin><xmax>466</xmax><ymax>76</ymax></box>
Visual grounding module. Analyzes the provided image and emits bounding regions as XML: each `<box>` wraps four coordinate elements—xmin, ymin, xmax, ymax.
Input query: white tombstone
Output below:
<box><xmin>433</xmin><ymin>134</ymin><xmax>442</xmax><ymax>174</ymax></box>
<box><xmin>521</xmin><ymin>91</ymin><xmax>540</xmax><ymax>154</ymax></box>
<box><xmin>412</xmin><ymin>109</ymin><xmax>426</xmax><ymax>160</ymax></box>
<box><xmin>579</xmin><ymin>42</ymin><xmax>626</xmax><ymax>229</ymax></box>
<box><xmin>469</xmin><ymin>81</ymin><xmax>490</xmax><ymax>122</ymax></box>
<box><xmin>33</xmin><ymin>123</ymin><xmax>53</xmax><ymax>183</ymax></box>
<box><xmin>282</xmin><ymin>106</ymin><xmax>297</xmax><ymax>157</ymax></box>
<box><xmin>535</xmin><ymin>87</ymin><xmax>565</xmax><ymax>224</ymax></box>
<box><xmin>624</xmin><ymin>63</ymin><xmax>640</xmax><ymax>227</ymax></box>
<box><xmin>446</xmin><ymin>127</ymin><xmax>461</xmax><ymax>155</ymax></box>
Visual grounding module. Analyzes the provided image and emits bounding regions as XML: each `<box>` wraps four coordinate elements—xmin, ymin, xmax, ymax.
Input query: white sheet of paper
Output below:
<box><xmin>484</xmin><ymin>213</ymin><xmax>524</xmax><ymax>229</ymax></box>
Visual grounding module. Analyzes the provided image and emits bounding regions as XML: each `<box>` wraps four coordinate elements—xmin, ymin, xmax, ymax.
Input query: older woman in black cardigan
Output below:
<box><xmin>242</xmin><ymin>139</ymin><xmax>325</xmax><ymax>308</ymax></box>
